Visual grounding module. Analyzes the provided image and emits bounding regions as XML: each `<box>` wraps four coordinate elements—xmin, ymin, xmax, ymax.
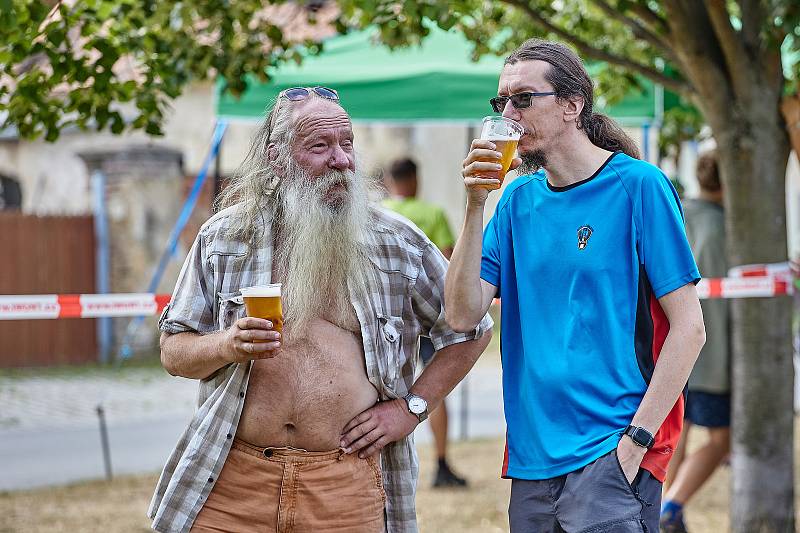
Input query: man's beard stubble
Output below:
<box><xmin>518</xmin><ymin>149</ymin><xmax>548</xmax><ymax>174</ymax></box>
<box><xmin>271</xmin><ymin>164</ymin><xmax>375</xmax><ymax>337</ymax></box>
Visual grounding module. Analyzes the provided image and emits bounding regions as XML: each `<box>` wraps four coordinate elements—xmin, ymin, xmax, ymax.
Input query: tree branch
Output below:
<box><xmin>500</xmin><ymin>0</ymin><xmax>693</xmax><ymax>98</ymax></box>
<box><xmin>626</xmin><ymin>0</ymin><xmax>669</xmax><ymax>33</ymax></box>
<box><xmin>704</xmin><ymin>0</ymin><xmax>754</xmax><ymax>100</ymax></box>
<box><xmin>657</xmin><ymin>1</ymin><xmax>736</xmax><ymax>130</ymax></box>
<box><xmin>587</xmin><ymin>0</ymin><xmax>676</xmax><ymax>63</ymax></box>
<box><xmin>738</xmin><ymin>0</ymin><xmax>765</xmax><ymax>50</ymax></box>
<box><xmin>740</xmin><ymin>0</ymin><xmax>783</xmax><ymax>71</ymax></box>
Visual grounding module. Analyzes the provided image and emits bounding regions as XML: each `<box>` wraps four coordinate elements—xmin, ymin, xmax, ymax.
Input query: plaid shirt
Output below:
<box><xmin>148</xmin><ymin>203</ymin><xmax>492</xmax><ymax>533</ymax></box>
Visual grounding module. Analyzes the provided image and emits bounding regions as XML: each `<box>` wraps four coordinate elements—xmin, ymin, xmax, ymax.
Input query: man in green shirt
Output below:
<box><xmin>383</xmin><ymin>157</ymin><xmax>466</xmax><ymax>487</ymax></box>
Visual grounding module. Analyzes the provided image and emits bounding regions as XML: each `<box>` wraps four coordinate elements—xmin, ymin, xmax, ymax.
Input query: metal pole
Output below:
<box><xmin>91</xmin><ymin>170</ymin><xmax>112</xmax><ymax>364</ymax></box>
<box><xmin>642</xmin><ymin>122</ymin><xmax>651</xmax><ymax>163</ymax></box>
<box><xmin>213</xmin><ymin>130</ymin><xmax>223</xmax><ymax>207</ymax></box>
<box><xmin>96</xmin><ymin>404</ymin><xmax>113</xmax><ymax>480</ymax></box>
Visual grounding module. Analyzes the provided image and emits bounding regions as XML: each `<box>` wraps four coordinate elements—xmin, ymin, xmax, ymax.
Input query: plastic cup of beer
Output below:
<box><xmin>240</xmin><ymin>284</ymin><xmax>283</xmax><ymax>335</ymax></box>
<box><xmin>478</xmin><ymin>116</ymin><xmax>524</xmax><ymax>189</ymax></box>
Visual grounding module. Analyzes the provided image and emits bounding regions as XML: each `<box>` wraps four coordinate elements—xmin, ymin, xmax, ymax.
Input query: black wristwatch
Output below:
<box><xmin>624</xmin><ymin>425</ymin><xmax>655</xmax><ymax>449</ymax></box>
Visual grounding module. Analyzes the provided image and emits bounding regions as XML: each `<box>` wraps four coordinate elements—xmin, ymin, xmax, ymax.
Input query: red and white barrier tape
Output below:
<box><xmin>0</xmin><ymin>272</ymin><xmax>794</xmax><ymax>320</ymax></box>
<box><xmin>695</xmin><ymin>276</ymin><xmax>791</xmax><ymax>299</ymax></box>
<box><xmin>0</xmin><ymin>294</ymin><xmax>171</xmax><ymax>320</ymax></box>
<box><xmin>728</xmin><ymin>261</ymin><xmax>795</xmax><ymax>281</ymax></box>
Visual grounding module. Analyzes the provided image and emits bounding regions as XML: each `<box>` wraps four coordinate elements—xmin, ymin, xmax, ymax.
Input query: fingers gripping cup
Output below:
<box><xmin>478</xmin><ymin>116</ymin><xmax>524</xmax><ymax>190</ymax></box>
<box><xmin>240</xmin><ymin>284</ymin><xmax>283</xmax><ymax>336</ymax></box>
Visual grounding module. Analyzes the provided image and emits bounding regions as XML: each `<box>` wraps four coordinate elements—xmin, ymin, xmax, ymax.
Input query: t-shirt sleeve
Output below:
<box><xmin>480</xmin><ymin>212</ymin><xmax>502</xmax><ymax>291</ymax></box>
<box><xmin>637</xmin><ymin>173</ymin><xmax>701</xmax><ymax>298</ymax></box>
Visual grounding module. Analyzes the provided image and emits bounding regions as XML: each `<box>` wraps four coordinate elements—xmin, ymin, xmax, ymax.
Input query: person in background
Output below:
<box><xmin>661</xmin><ymin>150</ymin><xmax>730</xmax><ymax>533</ymax></box>
<box><xmin>383</xmin><ymin>157</ymin><xmax>469</xmax><ymax>488</ymax></box>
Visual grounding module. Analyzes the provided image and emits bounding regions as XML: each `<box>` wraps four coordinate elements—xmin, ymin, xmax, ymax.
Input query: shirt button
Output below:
<box><xmin>264</xmin><ymin>449</ymin><xmax>273</xmax><ymax>458</ymax></box>
<box><xmin>207</xmin><ymin>476</ymin><xmax>214</xmax><ymax>483</ymax></box>
<box><xmin>239</xmin><ymin>391</ymin><xmax>245</xmax><ymax>398</ymax></box>
<box><xmin>226</xmin><ymin>433</ymin><xmax>232</xmax><ymax>440</ymax></box>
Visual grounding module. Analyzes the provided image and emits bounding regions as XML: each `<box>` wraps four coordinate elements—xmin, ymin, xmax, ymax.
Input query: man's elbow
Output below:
<box><xmin>684</xmin><ymin>320</ymin><xmax>706</xmax><ymax>361</ymax></box>
<box><xmin>695</xmin><ymin>321</ymin><xmax>707</xmax><ymax>351</ymax></box>
<box><xmin>159</xmin><ymin>332</ymin><xmax>179</xmax><ymax>376</ymax></box>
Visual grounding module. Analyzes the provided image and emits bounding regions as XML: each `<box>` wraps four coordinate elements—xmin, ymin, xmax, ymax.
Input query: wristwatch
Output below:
<box><xmin>403</xmin><ymin>393</ymin><xmax>429</xmax><ymax>422</ymax></box>
<box><xmin>624</xmin><ymin>425</ymin><xmax>655</xmax><ymax>449</ymax></box>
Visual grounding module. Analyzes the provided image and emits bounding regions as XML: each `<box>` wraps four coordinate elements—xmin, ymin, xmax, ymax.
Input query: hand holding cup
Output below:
<box><xmin>221</xmin><ymin>284</ymin><xmax>283</xmax><ymax>363</ymax></box>
<box><xmin>461</xmin><ymin>116</ymin><xmax>523</xmax><ymax>204</ymax></box>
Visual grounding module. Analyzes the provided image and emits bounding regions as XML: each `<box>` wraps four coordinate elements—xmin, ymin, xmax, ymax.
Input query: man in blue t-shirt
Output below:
<box><xmin>445</xmin><ymin>38</ymin><xmax>706</xmax><ymax>533</ymax></box>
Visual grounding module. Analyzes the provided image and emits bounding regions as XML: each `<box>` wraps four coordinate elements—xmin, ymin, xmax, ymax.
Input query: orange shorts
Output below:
<box><xmin>191</xmin><ymin>439</ymin><xmax>386</xmax><ymax>533</ymax></box>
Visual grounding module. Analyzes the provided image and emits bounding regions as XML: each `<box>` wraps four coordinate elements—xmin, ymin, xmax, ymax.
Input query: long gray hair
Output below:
<box><xmin>215</xmin><ymin>98</ymin><xmax>295</xmax><ymax>245</ymax></box>
<box><xmin>506</xmin><ymin>39</ymin><xmax>640</xmax><ymax>159</ymax></box>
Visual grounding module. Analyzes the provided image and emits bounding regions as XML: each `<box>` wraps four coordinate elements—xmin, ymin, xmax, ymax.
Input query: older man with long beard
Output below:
<box><xmin>148</xmin><ymin>87</ymin><xmax>492</xmax><ymax>533</ymax></box>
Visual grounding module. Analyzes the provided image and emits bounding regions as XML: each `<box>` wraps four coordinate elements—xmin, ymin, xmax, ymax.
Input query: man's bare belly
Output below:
<box><xmin>236</xmin><ymin>317</ymin><xmax>378</xmax><ymax>450</ymax></box>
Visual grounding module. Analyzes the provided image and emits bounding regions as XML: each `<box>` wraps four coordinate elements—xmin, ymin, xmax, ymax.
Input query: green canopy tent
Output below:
<box><xmin>216</xmin><ymin>25</ymin><xmax>674</xmax><ymax>137</ymax></box>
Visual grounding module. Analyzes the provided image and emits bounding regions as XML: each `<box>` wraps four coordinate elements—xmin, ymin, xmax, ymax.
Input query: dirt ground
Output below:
<box><xmin>5</xmin><ymin>425</ymin><xmax>795</xmax><ymax>533</ymax></box>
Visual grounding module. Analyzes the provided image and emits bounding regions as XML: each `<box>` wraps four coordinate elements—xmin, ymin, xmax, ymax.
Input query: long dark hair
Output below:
<box><xmin>505</xmin><ymin>39</ymin><xmax>641</xmax><ymax>159</ymax></box>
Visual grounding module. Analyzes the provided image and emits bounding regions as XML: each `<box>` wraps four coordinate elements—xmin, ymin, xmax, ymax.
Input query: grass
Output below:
<box><xmin>5</xmin><ymin>426</ymin><xmax>794</xmax><ymax>533</ymax></box>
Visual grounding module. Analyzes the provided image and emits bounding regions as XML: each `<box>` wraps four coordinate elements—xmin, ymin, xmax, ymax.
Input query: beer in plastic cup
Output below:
<box><xmin>477</xmin><ymin>116</ymin><xmax>524</xmax><ymax>189</ymax></box>
<box><xmin>240</xmin><ymin>284</ymin><xmax>283</xmax><ymax>335</ymax></box>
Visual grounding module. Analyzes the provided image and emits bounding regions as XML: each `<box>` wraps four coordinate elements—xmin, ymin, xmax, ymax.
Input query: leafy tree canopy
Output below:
<box><xmin>0</xmin><ymin>0</ymin><xmax>323</xmax><ymax>140</ymax></box>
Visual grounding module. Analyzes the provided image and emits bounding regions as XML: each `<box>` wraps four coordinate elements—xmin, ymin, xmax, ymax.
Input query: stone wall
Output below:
<box><xmin>79</xmin><ymin>147</ymin><xmax>184</xmax><ymax>355</ymax></box>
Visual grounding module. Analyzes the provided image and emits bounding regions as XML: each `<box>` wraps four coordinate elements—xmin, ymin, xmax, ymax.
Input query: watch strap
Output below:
<box><xmin>624</xmin><ymin>425</ymin><xmax>655</xmax><ymax>449</ymax></box>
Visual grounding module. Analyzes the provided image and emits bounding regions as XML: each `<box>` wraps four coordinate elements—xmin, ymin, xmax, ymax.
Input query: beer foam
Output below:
<box><xmin>486</xmin><ymin>135</ymin><xmax>519</xmax><ymax>141</ymax></box>
<box><xmin>240</xmin><ymin>284</ymin><xmax>281</xmax><ymax>298</ymax></box>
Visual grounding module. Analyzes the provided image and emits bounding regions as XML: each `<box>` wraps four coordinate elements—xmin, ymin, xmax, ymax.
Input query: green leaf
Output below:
<box><xmin>110</xmin><ymin>112</ymin><xmax>125</xmax><ymax>134</ymax></box>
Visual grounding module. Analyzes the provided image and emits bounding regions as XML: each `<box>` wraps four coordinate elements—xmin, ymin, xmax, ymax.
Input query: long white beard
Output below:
<box><xmin>272</xmin><ymin>165</ymin><xmax>375</xmax><ymax>336</ymax></box>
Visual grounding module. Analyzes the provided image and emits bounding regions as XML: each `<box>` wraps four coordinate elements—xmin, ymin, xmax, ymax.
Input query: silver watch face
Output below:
<box><xmin>408</xmin><ymin>396</ymin><xmax>427</xmax><ymax>414</ymax></box>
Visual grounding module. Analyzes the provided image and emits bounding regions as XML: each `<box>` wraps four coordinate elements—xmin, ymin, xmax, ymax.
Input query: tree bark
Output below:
<box><xmin>782</xmin><ymin>94</ymin><xmax>800</xmax><ymax>157</ymax></box>
<box><xmin>709</xmin><ymin>96</ymin><xmax>794</xmax><ymax>533</ymax></box>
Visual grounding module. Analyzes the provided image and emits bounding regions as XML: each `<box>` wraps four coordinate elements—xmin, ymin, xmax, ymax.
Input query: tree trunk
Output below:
<box><xmin>711</xmin><ymin>99</ymin><xmax>794</xmax><ymax>533</ymax></box>
<box><xmin>782</xmin><ymin>94</ymin><xmax>800</xmax><ymax>157</ymax></box>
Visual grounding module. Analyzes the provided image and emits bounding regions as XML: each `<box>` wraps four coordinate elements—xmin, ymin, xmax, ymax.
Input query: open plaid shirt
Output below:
<box><xmin>148</xmin><ymin>203</ymin><xmax>492</xmax><ymax>533</ymax></box>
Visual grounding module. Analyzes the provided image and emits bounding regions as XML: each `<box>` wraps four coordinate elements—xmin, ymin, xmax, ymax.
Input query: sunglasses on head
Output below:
<box><xmin>280</xmin><ymin>86</ymin><xmax>339</xmax><ymax>102</ymax></box>
<box><xmin>489</xmin><ymin>91</ymin><xmax>556</xmax><ymax>113</ymax></box>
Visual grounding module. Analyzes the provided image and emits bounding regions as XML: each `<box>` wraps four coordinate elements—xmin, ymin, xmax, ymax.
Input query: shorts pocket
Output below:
<box><xmin>612</xmin><ymin>449</ymin><xmax>640</xmax><ymax>495</ymax></box>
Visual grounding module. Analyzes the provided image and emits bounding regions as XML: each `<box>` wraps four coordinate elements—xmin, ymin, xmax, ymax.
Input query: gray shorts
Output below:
<box><xmin>509</xmin><ymin>449</ymin><xmax>661</xmax><ymax>533</ymax></box>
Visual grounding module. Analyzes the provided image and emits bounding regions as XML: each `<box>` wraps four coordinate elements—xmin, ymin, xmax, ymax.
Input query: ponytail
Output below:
<box><xmin>582</xmin><ymin>113</ymin><xmax>641</xmax><ymax>159</ymax></box>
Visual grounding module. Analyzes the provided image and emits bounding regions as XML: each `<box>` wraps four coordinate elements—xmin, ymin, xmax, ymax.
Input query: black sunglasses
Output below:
<box><xmin>281</xmin><ymin>86</ymin><xmax>339</xmax><ymax>102</ymax></box>
<box><xmin>490</xmin><ymin>91</ymin><xmax>556</xmax><ymax>113</ymax></box>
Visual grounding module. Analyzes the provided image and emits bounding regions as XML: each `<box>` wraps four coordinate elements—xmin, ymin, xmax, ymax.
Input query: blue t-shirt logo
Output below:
<box><xmin>577</xmin><ymin>225</ymin><xmax>593</xmax><ymax>250</ymax></box>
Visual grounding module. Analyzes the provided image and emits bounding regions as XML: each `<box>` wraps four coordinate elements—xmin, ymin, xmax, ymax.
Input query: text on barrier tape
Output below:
<box><xmin>0</xmin><ymin>294</ymin><xmax>170</xmax><ymax>320</ymax></box>
<box><xmin>695</xmin><ymin>276</ymin><xmax>791</xmax><ymax>299</ymax></box>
